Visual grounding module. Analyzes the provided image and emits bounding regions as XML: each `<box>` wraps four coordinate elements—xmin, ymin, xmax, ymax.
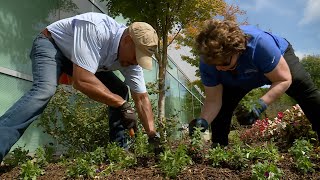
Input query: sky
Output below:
<box><xmin>169</xmin><ymin>0</ymin><xmax>320</xmax><ymax>81</ymax></box>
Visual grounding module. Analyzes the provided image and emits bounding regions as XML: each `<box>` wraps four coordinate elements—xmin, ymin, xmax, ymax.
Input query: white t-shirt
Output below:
<box><xmin>47</xmin><ymin>12</ymin><xmax>146</xmax><ymax>93</ymax></box>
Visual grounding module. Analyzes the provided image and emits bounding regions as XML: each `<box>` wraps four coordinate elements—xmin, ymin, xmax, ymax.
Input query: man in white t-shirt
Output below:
<box><xmin>0</xmin><ymin>12</ymin><xmax>161</xmax><ymax>162</ymax></box>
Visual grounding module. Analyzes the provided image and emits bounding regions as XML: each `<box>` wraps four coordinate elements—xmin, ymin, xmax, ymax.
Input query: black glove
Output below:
<box><xmin>148</xmin><ymin>132</ymin><xmax>163</xmax><ymax>156</ymax></box>
<box><xmin>189</xmin><ymin>118</ymin><xmax>209</xmax><ymax>136</ymax></box>
<box><xmin>118</xmin><ymin>101</ymin><xmax>137</xmax><ymax>130</ymax></box>
<box><xmin>243</xmin><ymin>99</ymin><xmax>268</xmax><ymax>125</ymax></box>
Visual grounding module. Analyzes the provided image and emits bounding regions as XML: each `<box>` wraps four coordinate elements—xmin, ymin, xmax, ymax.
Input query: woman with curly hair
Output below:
<box><xmin>188</xmin><ymin>19</ymin><xmax>320</xmax><ymax>146</ymax></box>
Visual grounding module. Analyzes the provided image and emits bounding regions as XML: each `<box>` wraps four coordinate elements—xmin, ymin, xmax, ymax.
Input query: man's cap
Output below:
<box><xmin>129</xmin><ymin>22</ymin><xmax>158</xmax><ymax>70</ymax></box>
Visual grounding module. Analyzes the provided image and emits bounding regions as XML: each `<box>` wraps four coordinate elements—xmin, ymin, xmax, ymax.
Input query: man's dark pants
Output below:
<box><xmin>211</xmin><ymin>43</ymin><xmax>320</xmax><ymax>146</ymax></box>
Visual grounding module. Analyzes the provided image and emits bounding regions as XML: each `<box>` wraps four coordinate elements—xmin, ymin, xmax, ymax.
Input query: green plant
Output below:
<box><xmin>20</xmin><ymin>160</ymin><xmax>44</xmax><ymax>180</ymax></box>
<box><xmin>43</xmin><ymin>145</ymin><xmax>55</xmax><ymax>163</ymax></box>
<box><xmin>227</xmin><ymin>144</ymin><xmax>249</xmax><ymax>170</ymax></box>
<box><xmin>66</xmin><ymin>157</ymin><xmax>96</xmax><ymax>179</ymax></box>
<box><xmin>158</xmin><ymin>144</ymin><xmax>193</xmax><ymax>178</ymax></box>
<box><xmin>3</xmin><ymin>146</ymin><xmax>31</xmax><ymax>166</ymax></box>
<box><xmin>251</xmin><ymin>161</ymin><xmax>283</xmax><ymax>180</ymax></box>
<box><xmin>85</xmin><ymin>147</ymin><xmax>107</xmax><ymax>165</ymax></box>
<box><xmin>133</xmin><ymin>130</ymin><xmax>150</xmax><ymax>157</ymax></box>
<box><xmin>34</xmin><ymin>147</ymin><xmax>48</xmax><ymax>167</ymax></box>
<box><xmin>207</xmin><ymin>145</ymin><xmax>229</xmax><ymax>167</ymax></box>
<box><xmin>106</xmin><ymin>142</ymin><xmax>136</xmax><ymax>168</ymax></box>
<box><xmin>189</xmin><ymin>127</ymin><xmax>206</xmax><ymax>163</ymax></box>
<box><xmin>190</xmin><ymin>127</ymin><xmax>205</xmax><ymax>151</ymax></box>
<box><xmin>38</xmin><ymin>86</ymin><xmax>110</xmax><ymax>152</ymax></box>
<box><xmin>246</xmin><ymin>142</ymin><xmax>280</xmax><ymax>163</ymax></box>
<box><xmin>288</xmin><ymin>138</ymin><xmax>315</xmax><ymax>174</ymax></box>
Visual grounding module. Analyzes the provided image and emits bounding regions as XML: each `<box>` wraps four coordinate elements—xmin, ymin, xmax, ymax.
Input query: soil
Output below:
<box><xmin>1</xmin><ymin>144</ymin><xmax>320</xmax><ymax>180</ymax></box>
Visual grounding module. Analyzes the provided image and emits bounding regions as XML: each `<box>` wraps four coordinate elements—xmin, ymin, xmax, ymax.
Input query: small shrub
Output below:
<box><xmin>133</xmin><ymin>130</ymin><xmax>150</xmax><ymax>157</ymax></box>
<box><xmin>207</xmin><ymin>145</ymin><xmax>229</xmax><ymax>167</ymax></box>
<box><xmin>106</xmin><ymin>142</ymin><xmax>136</xmax><ymax>168</ymax></box>
<box><xmin>227</xmin><ymin>144</ymin><xmax>249</xmax><ymax>170</ymax></box>
<box><xmin>288</xmin><ymin>139</ymin><xmax>315</xmax><ymax>174</ymax></box>
<box><xmin>38</xmin><ymin>86</ymin><xmax>110</xmax><ymax>152</ymax></box>
<box><xmin>246</xmin><ymin>142</ymin><xmax>280</xmax><ymax>163</ymax></box>
<box><xmin>159</xmin><ymin>144</ymin><xmax>192</xmax><ymax>178</ymax></box>
<box><xmin>86</xmin><ymin>147</ymin><xmax>107</xmax><ymax>165</ymax></box>
<box><xmin>34</xmin><ymin>147</ymin><xmax>48</xmax><ymax>168</ymax></box>
<box><xmin>66</xmin><ymin>157</ymin><xmax>96</xmax><ymax>179</ymax></box>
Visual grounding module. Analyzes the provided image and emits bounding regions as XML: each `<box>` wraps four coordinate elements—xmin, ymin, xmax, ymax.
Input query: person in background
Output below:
<box><xmin>189</xmin><ymin>19</ymin><xmax>320</xmax><ymax>147</ymax></box>
<box><xmin>0</xmin><ymin>12</ymin><xmax>161</xmax><ymax>162</ymax></box>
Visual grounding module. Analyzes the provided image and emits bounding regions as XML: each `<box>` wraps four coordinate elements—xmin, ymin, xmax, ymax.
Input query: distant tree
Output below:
<box><xmin>301</xmin><ymin>55</ymin><xmax>320</xmax><ymax>89</ymax></box>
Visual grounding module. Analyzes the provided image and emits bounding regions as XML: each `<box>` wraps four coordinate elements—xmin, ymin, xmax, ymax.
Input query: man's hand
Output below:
<box><xmin>148</xmin><ymin>132</ymin><xmax>163</xmax><ymax>156</ymax></box>
<box><xmin>241</xmin><ymin>99</ymin><xmax>268</xmax><ymax>125</ymax></box>
<box><xmin>118</xmin><ymin>101</ymin><xmax>137</xmax><ymax>130</ymax></box>
<box><xmin>189</xmin><ymin>118</ymin><xmax>209</xmax><ymax>136</ymax></box>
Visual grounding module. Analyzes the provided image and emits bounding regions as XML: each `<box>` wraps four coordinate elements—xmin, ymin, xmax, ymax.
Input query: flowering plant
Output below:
<box><xmin>240</xmin><ymin>104</ymin><xmax>314</xmax><ymax>144</ymax></box>
<box><xmin>240</xmin><ymin>112</ymin><xmax>286</xmax><ymax>143</ymax></box>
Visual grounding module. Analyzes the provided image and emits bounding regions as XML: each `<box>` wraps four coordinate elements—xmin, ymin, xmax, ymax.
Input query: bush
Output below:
<box><xmin>159</xmin><ymin>144</ymin><xmax>192</xmax><ymax>178</ymax></box>
<box><xmin>38</xmin><ymin>86</ymin><xmax>110</xmax><ymax>152</ymax></box>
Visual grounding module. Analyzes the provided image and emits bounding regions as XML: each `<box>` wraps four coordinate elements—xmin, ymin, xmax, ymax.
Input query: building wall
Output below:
<box><xmin>0</xmin><ymin>0</ymin><xmax>203</xmax><ymax>153</ymax></box>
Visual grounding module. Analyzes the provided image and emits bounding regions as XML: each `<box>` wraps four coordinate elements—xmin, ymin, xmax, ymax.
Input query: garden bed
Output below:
<box><xmin>1</xmin><ymin>139</ymin><xmax>320</xmax><ymax>180</ymax></box>
<box><xmin>1</xmin><ymin>97</ymin><xmax>320</xmax><ymax>179</ymax></box>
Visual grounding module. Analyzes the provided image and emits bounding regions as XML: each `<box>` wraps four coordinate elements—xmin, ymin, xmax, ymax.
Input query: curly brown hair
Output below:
<box><xmin>196</xmin><ymin>19</ymin><xmax>248</xmax><ymax>64</ymax></box>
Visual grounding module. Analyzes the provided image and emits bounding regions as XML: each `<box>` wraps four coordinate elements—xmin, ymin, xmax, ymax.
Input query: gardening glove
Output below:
<box><xmin>148</xmin><ymin>132</ymin><xmax>164</xmax><ymax>156</ymax></box>
<box><xmin>188</xmin><ymin>118</ymin><xmax>209</xmax><ymax>136</ymax></box>
<box><xmin>118</xmin><ymin>101</ymin><xmax>137</xmax><ymax>130</ymax></box>
<box><xmin>243</xmin><ymin>99</ymin><xmax>268</xmax><ymax>125</ymax></box>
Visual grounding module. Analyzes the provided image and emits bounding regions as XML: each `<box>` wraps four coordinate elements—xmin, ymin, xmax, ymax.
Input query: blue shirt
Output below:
<box><xmin>200</xmin><ymin>25</ymin><xmax>289</xmax><ymax>90</ymax></box>
<box><xmin>47</xmin><ymin>12</ymin><xmax>146</xmax><ymax>93</ymax></box>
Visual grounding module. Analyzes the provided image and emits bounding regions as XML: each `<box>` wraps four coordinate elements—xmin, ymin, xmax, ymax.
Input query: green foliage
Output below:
<box><xmin>106</xmin><ymin>142</ymin><xmax>136</xmax><ymax>168</ymax></box>
<box><xmin>65</xmin><ymin>147</ymin><xmax>106</xmax><ymax>178</ymax></box>
<box><xmin>190</xmin><ymin>127</ymin><xmax>205</xmax><ymax>153</ymax></box>
<box><xmin>301</xmin><ymin>55</ymin><xmax>320</xmax><ymax>89</ymax></box>
<box><xmin>20</xmin><ymin>160</ymin><xmax>44</xmax><ymax>180</ymax></box>
<box><xmin>246</xmin><ymin>143</ymin><xmax>280</xmax><ymax>163</ymax></box>
<box><xmin>133</xmin><ymin>131</ymin><xmax>150</xmax><ymax>157</ymax></box>
<box><xmin>162</xmin><ymin>110</ymin><xmax>181</xmax><ymax>142</ymax></box>
<box><xmin>43</xmin><ymin>145</ymin><xmax>55</xmax><ymax>163</ymax></box>
<box><xmin>288</xmin><ymin>139</ymin><xmax>315</xmax><ymax>174</ymax></box>
<box><xmin>66</xmin><ymin>157</ymin><xmax>96</xmax><ymax>179</ymax></box>
<box><xmin>227</xmin><ymin>144</ymin><xmax>249</xmax><ymax>170</ymax></box>
<box><xmin>38</xmin><ymin>86</ymin><xmax>110</xmax><ymax>152</ymax></box>
<box><xmin>159</xmin><ymin>144</ymin><xmax>193</xmax><ymax>178</ymax></box>
<box><xmin>251</xmin><ymin>161</ymin><xmax>283</xmax><ymax>180</ymax></box>
<box><xmin>86</xmin><ymin>147</ymin><xmax>107</xmax><ymax>165</ymax></box>
<box><xmin>207</xmin><ymin>145</ymin><xmax>229</xmax><ymax>167</ymax></box>
<box><xmin>34</xmin><ymin>147</ymin><xmax>48</xmax><ymax>168</ymax></box>
<box><xmin>3</xmin><ymin>146</ymin><xmax>31</xmax><ymax>167</ymax></box>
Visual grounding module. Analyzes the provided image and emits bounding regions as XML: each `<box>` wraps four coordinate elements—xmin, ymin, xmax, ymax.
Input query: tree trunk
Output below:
<box><xmin>157</xmin><ymin>32</ymin><xmax>168</xmax><ymax>122</ymax></box>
